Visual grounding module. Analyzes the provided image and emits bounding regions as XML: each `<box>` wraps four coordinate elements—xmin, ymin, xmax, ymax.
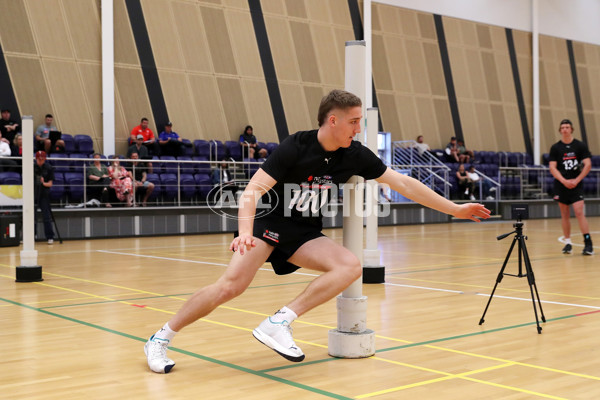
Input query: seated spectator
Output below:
<box><xmin>468</xmin><ymin>165</ymin><xmax>494</xmax><ymax>200</ymax></box>
<box><xmin>127</xmin><ymin>134</ymin><xmax>152</xmax><ymax>173</ymax></box>
<box><xmin>108</xmin><ymin>156</ymin><xmax>133</xmax><ymax>207</ymax></box>
<box><xmin>445</xmin><ymin>136</ymin><xmax>459</xmax><ymax>162</ymax></box>
<box><xmin>0</xmin><ymin>109</ymin><xmax>20</xmax><ymax>145</ymax></box>
<box><xmin>128</xmin><ymin>152</ymin><xmax>154</xmax><ymax>207</ymax></box>
<box><xmin>0</xmin><ymin>135</ymin><xmax>18</xmax><ymax>172</ymax></box>
<box><xmin>35</xmin><ymin>114</ymin><xmax>65</xmax><ymax>153</ymax></box>
<box><xmin>413</xmin><ymin>135</ymin><xmax>431</xmax><ymax>155</ymax></box>
<box><xmin>457</xmin><ymin>139</ymin><xmax>474</xmax><ymax>163</ymax></box>
<box><xmin>87</xmin><ymin>153</ymin><xmax>112</xmax><ymax>207</ymax></box>
<box><xmin>158</xmin><ymin>122</ymin><xmax>191</xmax><ymax>157</ymax></box>
<box><xmin>130</xmin><ymin>117</ymin><xmax>160</xmax><ymax>156</ymax></box>
<box><xmin>456</xmin><ymin>163</ymin><xmax>475</xmax><ymax>200</ymax></box>
<box><xmin>240</xmin><ymin>125</ymin><xmax>267</xmax><ymax>159</ymax></box>
<box><xmin>10</xmin><ymin>134</ymin><xmax>22</xmax><ymax>168</ymax></box>
<box><xmin>211</xmin><ymin>158</ymin><xmax>238</xmax><ymax>204</ymax></box>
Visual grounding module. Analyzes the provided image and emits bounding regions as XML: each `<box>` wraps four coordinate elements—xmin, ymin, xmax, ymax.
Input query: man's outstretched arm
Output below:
<box><xmin>375</xmin><ymin>167</ymin><xmax>491</xmax><ymax>222</ymax></box>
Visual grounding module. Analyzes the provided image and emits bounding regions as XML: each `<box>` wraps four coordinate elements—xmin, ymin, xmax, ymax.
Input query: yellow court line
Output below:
<box><xmin>356</xmin><ymin>362</ymin><xmax>515</xmax><ymax>399</ymax></box>
<box><xmin>391</xmin><ymin>276</ymin><xmax>600</xmax><ymax>301</ymax></box>
<box><xmin>425</xmin><ymin>345</ymin><xmax>600</xmax><ymax>381</ymax></box>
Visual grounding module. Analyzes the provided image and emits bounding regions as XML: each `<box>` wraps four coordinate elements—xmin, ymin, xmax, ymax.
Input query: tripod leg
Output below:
<box><xmin>479</xmin><ymin>237</ymin><xmax>517</xmax><ymax>325</ymax></box>
<box><xmin>521</xmin><ymin>239</ymin><xmax>545</xmax><ymax>330</ymax></box>
<box><xmin>49</xmin><ymin>206</ymin><xmax>63</xmax><ymax>244</ymax></box>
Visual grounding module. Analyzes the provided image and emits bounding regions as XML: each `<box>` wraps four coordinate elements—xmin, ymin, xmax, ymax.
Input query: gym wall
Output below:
<box><xmin>0</xmin><ymin>0</ymin><xmax>598</xmax><ymax>159</ymax></box>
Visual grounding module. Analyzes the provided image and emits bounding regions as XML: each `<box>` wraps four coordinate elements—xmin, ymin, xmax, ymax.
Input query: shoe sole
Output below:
<box><xmin>144</xmin><ymin>340</ymin><xmax>175</xmax><ymax>373</ymax></box>
<box><xmin>583</xmin><ymin>251</ymin><xmax>594</xmax><ymax>255</ymax></box>
<box><xmin>562</xmin><ymin>250</ymin><xmax>572</xmax><ymax>254</ymax></box>
<box><xmin>252</xmin><ymin>328</ymin><xmax>305</xmax><ymax>362</ymax></box>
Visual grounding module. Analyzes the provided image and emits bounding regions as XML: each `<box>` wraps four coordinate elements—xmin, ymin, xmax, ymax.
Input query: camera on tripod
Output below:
<box><xmin>511</xmin><ymin>203</ymin><xmax>529</xmax><ymax>222</ymax></box>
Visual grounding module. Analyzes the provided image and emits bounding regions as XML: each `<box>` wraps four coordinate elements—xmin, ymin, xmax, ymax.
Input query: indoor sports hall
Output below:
<box><xmin>1</xmin><ymin>1</ymin><xmax>599</xmax><ymax>399</ymax></box>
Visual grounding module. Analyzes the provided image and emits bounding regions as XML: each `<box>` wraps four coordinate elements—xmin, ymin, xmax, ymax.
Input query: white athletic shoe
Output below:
<box><xmin>252</xmin><ymin>317</ymin><xmax>305</xmax><ymax>362</ymax></box>
<box><xmin>144</xmin><ymin>335</ymin><xmax>175</xmax><ymax>373</ymax></box>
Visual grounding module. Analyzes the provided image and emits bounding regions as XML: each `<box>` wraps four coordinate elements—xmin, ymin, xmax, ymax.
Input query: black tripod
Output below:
<box><xmin>479</xmin><ymin>221</ymin><xmax>545</xmax><ymax>333</ymax></box>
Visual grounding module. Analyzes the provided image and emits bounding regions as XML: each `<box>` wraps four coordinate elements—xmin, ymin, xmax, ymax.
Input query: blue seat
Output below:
<box><xmin>61</xmin><ymin>133</ymin><xmax>75</xmax><ymax>153</ymax></box>
<box><xmin>179</xmin><ymin>173</ymin><xmax>196</xmax><ymax>200</ymax></box>
<box><xmin>192</xmin><ymin>156</ymin><xmax>211</xmax><ymax>175</ymax></box>
<box><xmin>177</xmin><ymin>156</ymin><xmax>195</xmax><ymax>174</ymax></box>
<box><xmin>194</xmin><ymin>140</ymin><xmax>210</xmax><ymax>158</ymax></box>
<box><xmin>69</xmin><ymin>153</ymin><xmax>89</xmax><ymax>172</ymax></box>
<box><xmin>210</xmin><ymin>140</ymin><xmax>226</xmax><ymax>161</ymax></box>
<box><xmin>145</xmin><ymin>173</ymin><xmax>161</xmax><ymax>201</ymax></box>
<box><xmin>160</xmin><ymin>155</ymin><xmax>178</xmax><ymax>175</ymax></box>
<box><xmin>49</xmin><ymin>172</ymin><xmax>65</xmax><ymax>201</ymax></box>
<box><xmin>265</xmin><ymin>142</ymin><xmax>278</xmax><ymax>155</ymax></box>
<box><xmin>64</xmin><ymin>172</ymin><xmax>84</xmax><ymax>202</ymax></box>
<box><xmin>48</xmin><ymin>153</ymin><xmax>72</xmax><ymax>172</ymax></box>
<box><xmin>160</xmin><ymin>173</ymin><xmax>178</xmax><ymax>200</ymax></box>
<box><xmin>74</xmin><ymin>135</ymin><xmax>94</xmax><ymax>154</ymax></box>
<box><xmin>0</xmin><ymin>171</ymin><xmax>22</xmax><ymax>184</ymax></box>
<box><xmin>225</xmin><ymin>141</ymin><xmax>242</xmax><ymax>161</ymax></box>
<box><xmin>194</xmin><ymin>173</ymin><xmax>212</xmax><ymax>200</ymax></box>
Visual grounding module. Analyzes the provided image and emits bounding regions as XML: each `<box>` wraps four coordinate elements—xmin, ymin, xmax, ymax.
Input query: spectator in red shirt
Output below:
<box><xmin>130</xmin><ymin>117</ymin><xmax>160</xmax><ymax>155</ymax></box>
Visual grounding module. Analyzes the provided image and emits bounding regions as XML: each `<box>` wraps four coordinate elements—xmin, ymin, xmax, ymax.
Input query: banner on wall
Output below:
<box><xmin>0</xmin><ymin>185</ymin><xmax>23</xmax><ymax>206</ymax></box>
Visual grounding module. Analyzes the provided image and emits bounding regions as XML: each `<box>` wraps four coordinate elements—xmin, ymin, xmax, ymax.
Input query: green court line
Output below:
<box><xmin>0</xmin><ymin>296</ymin><xmax>352</xmax><ymax>400</ymax></box>
<box><xmin>259</xmin><ymin>314</ymin><xmax>578</xmax><ymax>373</ymax></box>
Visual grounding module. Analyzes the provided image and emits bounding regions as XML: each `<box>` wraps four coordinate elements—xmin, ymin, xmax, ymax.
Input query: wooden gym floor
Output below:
<box><xmin>1</xmin><ymin>217</ymin><xmax>599</xmax><ymax>399</ymax></box>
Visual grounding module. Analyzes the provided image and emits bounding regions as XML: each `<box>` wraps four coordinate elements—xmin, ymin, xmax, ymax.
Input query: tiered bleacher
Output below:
<box><xmin>0</xmin><ymin>135</ymin><xmax>280</xmax><ymax>207</ymax></box>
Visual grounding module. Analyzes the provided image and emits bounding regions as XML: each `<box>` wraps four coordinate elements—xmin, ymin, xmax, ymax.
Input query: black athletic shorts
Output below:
<box><xmin>252</xmin><ymin>216</ymin><xmax>324</xmax><ymax>275</ymax></box>
<box><xmin>553</xmin><ymin>181</ymin><xmax>584</xmax><ymax>205</ymax></box>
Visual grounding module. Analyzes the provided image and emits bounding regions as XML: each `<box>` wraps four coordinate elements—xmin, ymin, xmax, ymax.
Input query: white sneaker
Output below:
<box><xmin>252</xmin><ymin>317</ymin><xmax>305</xmax><ymax>362</ymax></box>
<box><xmin>469</xmin><ymin>194</ymin><xmax>476</xmax><ymax>201</ymax></box>
<box><xmin>144</xmin><ymin>335</ymin><xmax>175</xmax><ymax>373</ymax></box>
<box><xmin>486</xmin><ymin>195</ymin><xmax>495</xmax><ymax>200</ymax></box>
<box><xmin>47</xmin><ymin>239</ymin><xmax>54</xmax><ymax>245</ymax></box>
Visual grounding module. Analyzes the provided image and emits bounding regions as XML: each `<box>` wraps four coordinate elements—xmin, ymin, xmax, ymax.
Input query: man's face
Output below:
<box><xmin>165</xmin><ymin>125</ymin><xmax>172</xmax><ymax>132</ymax></box>
<box><xmin>1</xmin><ymin>111</ymin><xmax>9</xmax><ymax>121</ymax></box>
<box><xmin>45</xmin><ymin>117</ymin><xmax>53</xmax><ymax>126</ymax></box>
<box><xmin>141</xmin><ymin>120</ymin><xmax>148</xmax><ymax>130</ymax></box>
<box><xmin>331</xmin><ymin>106</ymin><xmax>362</xmax><ymax>148</ymax></box>
<box><xmin>137</xmin><ymin>137</ymin><xmax>144</xmax><ymax>145</ymax></box>
<box><xmin>559</xmin><ymin>123</ymin><xmax>573</xmax><ymax>136</ymax></box>
<box><xmin>417</xmin><ymin>136</ymin><xmax>423</xmax><ymax>143</ymax></box>
<box><xmin>36</xmin><ymin>155</ymin><xmax>46</xmax><ymax>166</ymax></box>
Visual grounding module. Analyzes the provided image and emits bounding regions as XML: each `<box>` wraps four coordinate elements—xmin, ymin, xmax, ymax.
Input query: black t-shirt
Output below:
<box><xmin>259</xmin><ymin>130</ymin><xmax>387</xmax><ymax>227</ymax></box>
<box><xmin>548</xmin><ymin>139</ymin><xmax>591</xmax><ymax>180</ymax></box>
<box><xmin>240</xmin><ymin>133</ymin><xmax>257</xmax><ymax>145</ymax></box>
<box><xmin>0</xmin><ymin>118</ymin><xmax>20</xmax><ymax>144</ymax></box>
<box><xmin>128</xmin><ymin>163</ymin><xmax>147</xmax><ymax>182</ymax></box>
<box><xmin>34</xmin><ymin>162</ymin><xmax>55</xmax><ymax>197</ymax></box>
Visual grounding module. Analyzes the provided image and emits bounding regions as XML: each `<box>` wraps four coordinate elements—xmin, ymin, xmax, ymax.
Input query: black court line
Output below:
<box><xmin>125</xmin><ymin>0</ymin><xmax>169</xmax><ymax>128</ymax></box>
<box><xmin>566</xmin><ymin>40</ymin><xmax>589</xmax><ymax>146</ymax></box>
<box><xmin>505</xmin><ymin>29</ymin><xmax>533</xmax><ymax>156</ymax></box>
<box><xmin>248</xmin><ymin>0</ymin><xmax>289</xmax><ymax>143</ymax></box>
<box><xmin>434</xmin><ymin>14</ymin><xmax>463</xmax><ymax>142</ymax></box>
<box><xmin>0</xmin><ymin>41</ymin><xmax>20</xmax><ymax>120</ymax></box>
<box><xmin>347</xmin><ymin>0</ymin><xmax>383</xmax><ymax>132</ymax></box>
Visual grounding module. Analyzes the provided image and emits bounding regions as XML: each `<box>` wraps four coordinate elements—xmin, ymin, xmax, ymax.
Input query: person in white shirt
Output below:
<box><xmin>413</xmin><ymin>135</ymin><xmax>431</xmax><ymax>155</ymax></box>
<box><xmin>0</xmin><ymin>139</ymin><xmax>18</xmax><ymax>172</ymax></box>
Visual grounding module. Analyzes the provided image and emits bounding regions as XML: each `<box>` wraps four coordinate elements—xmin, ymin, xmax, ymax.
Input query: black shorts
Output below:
<box><xmin>252</xmin><ymin>216</ymin><xmax>324</xmax><ymax>275</ymax></box>
<box><xmin>553</xmin><ymin>181</ymin><xmax>584</xmax><ymax>205</ymax></box>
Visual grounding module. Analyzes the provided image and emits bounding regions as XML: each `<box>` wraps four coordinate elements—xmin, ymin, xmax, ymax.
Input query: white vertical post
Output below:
<box><xmin>364</xmin><ymin>0</ymin><xmax>372</xmax><ymax>109</ymax></box>
<box><xmin>102</xmin><ymin>0</ymin><xmax>115</xmax><ymax>156</ymax></box>
<box><xmin>17</xmin><ymin>116</ymin><xmax>41</xmax><ymax>281</ymax></box>
<box><xmin>363</xmin><ymin>108</ymin><xmax>385</xmax><ymax>282</ymax></box>
<box><xmin>532</xmin><ymin>0</ymin><xmax>540</xmax><ymax>165</ymax></box>
<box><xmin>328</xmin><ymin>41</ymin><xmax>375</xmax><ymax>359</ymax></box>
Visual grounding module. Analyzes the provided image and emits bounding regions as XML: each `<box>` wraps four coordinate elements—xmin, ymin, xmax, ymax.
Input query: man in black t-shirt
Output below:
<box><xmin>33</xmin><ymin>151</ymin><xmax>55</xmax><ymax>244</ymax></box>
<box><xmin>549</xmin><ymin>119</ymin><xmax>594</xmax><ymax>255</ymax></box>
<box><xmin>144</xmin><ymin>90</ymin><xmax>491</xmax><ymax>373</ymax></box>
<box><xmin>0</xmin><ymin>109</ymin><xmax>20</xmax><ymax>145</ymax></box>
<box><xmin>128</xmin><ymin>152</ymin><xmax>154</xmax><ymax>206</ymax></box>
